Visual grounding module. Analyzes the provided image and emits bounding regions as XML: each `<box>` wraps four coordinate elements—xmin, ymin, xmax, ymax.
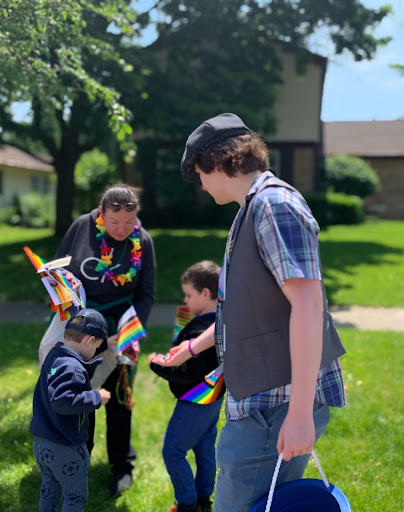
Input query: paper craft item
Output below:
<box><xmin>180</xmin><ymin>364</ymin><xmax>224</xmax><ymax>404</ymax></box>
<box><xmin>172</xmin><ymin>305</ymin><xmax>194</xmax><ymax>344</ymax></box>
<box><xmin>24</xmin><ymin>246</ymin><xmax>84</xmax><ymax>320</ymax></box>
<box><xmin>116</xmin><ymin>305</ymin><xmax>146</xmax><ymax>364</ymax></box>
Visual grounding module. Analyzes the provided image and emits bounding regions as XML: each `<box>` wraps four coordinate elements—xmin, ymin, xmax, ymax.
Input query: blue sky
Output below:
<box><xmin>321</xmin><ymin>0</ymin><xmax>404</xmax><ymax>121</ymax></box>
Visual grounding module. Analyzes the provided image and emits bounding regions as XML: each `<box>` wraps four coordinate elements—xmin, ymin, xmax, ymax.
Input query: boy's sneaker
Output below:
<box><xmin>171</xmin><ymin>504</ymin><xmax>201</xmax><ymax>512</ymax></box>
<box><xmin>197</xmin><ymin>497</ymin><xmax>212</xmax><ymax>512</ymax></box>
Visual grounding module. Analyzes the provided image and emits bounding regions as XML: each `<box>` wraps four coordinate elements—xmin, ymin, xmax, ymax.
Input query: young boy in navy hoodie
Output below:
<box><xmin>149</xmin><ymin>261</ymin><xmax>225</xmax><ymax>512</ymax></box>
<box><xmin>30</xmin><ymin>309</ymin><xmax>111</xmax><ymax>512</ymax></box>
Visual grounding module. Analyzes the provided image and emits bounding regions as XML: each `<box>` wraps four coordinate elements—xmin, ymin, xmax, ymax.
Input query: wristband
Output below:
<box><xmin>188</xmin><ymin>338</ymin><xmax>199</xmax><ymax>358</ymax></box>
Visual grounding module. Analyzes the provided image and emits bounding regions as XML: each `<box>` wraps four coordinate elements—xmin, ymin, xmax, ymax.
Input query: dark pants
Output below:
<box><xmin>86</xmin><ymin>366</ymin><xmax>136</xmax><ymax>473</ymax></box>
<box><xmin>34</xmin><ymin>437</ymin><xmax>90</xmax><ymax>512</ymax></box>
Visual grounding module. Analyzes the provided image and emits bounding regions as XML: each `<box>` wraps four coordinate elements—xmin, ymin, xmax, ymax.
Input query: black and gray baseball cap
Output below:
<box><xmin>66</xmin><ymin>309</ymin><xmax>108</xmax><ymax>342</ymax></box>
<box><xmin>181</xmin><ymin>113</ymin><xmax>250</xmax><ymax>181</ymax></box>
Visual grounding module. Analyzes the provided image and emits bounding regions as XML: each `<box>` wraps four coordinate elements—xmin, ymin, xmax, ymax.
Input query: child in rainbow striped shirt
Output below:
<box><xmin>149</xmin><ymin>261</ymin><xmax>225</xmax><ymax>512</ymax></box>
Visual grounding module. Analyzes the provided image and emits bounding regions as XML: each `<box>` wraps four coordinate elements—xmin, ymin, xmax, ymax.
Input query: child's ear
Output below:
<box><xmin>86</xmin><ymin>334</ymin><xmax>96</xmax><ymax>345</ymax></box>
<box><xmin>202</xmin><ymin>287</ymin><xmax>211</xmax><ymax>299</ymax></box>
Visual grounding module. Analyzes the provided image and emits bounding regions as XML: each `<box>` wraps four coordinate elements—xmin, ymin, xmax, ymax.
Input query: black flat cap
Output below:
<box><xmin>181</xmin><ymin>113</ymin><xmax>250</xmax><ymax>181</ymax></box>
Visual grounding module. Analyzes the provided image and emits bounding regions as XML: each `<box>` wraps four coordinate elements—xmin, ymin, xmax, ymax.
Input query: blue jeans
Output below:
<box><xmin>33</xmin><ymin>437</ymin><xmax>90</xmax><ymax>512</ymax></box>
<box><xmin>163</xmin><ymin>398</ymin><xmax>223</xmax><ymax>506</ymax></box>
<box><xmin>213</xmin><ymin>401</ymin><xmax>330</xmax><ymax>512</ymax></box>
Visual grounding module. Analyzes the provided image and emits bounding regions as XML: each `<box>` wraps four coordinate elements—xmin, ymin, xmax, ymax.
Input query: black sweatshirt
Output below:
<box><xmin>55</xmin><ymin>208</ymin><xmax>155</xmax><ymax>328</ymax></box>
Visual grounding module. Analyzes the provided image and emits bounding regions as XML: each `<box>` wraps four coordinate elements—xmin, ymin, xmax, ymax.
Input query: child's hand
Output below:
<box><xmin>99</xmin><ymin>388</ymin><xmax>111</xmax><ymax>406</ymax></box>
<box><xmin>147</xmin><ymin>352</ymin><xmax>156</xmax><ymax>367</ymax></box>
<box><xmin>150</xmin><ymin>352</ymin><xmax>175</xmax><ymax>366</ymax></box>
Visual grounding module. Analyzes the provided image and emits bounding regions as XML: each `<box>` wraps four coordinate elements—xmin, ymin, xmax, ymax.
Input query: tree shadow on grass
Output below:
<box><xmin>319</xmin><ymin>240</ymin><xmax>402</xmax><ymax>305</ymax></box>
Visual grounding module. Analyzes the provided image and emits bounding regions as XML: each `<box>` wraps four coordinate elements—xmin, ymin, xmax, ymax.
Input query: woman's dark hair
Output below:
<box><xmin>100</xmin><ymin>184</ymin><xmax>141</xmax><ymax>214</ymax></box>
<box><xmin>181</xmin><ymin>260</ymin><xmax>220</xmax><ymax>299</ymax></box>
<box><xmin>188</xmin><ymin>133</ymin><xmax>269</xmax><ymax>178</ymax></box>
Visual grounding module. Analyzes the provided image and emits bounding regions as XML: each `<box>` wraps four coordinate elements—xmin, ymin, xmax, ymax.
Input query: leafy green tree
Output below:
<box><xmin>0</xmin><ymin>0</ymin><xmax>138</xmax><ymax>234</ymax></box>
<box><xmin>74</xmin><ymin>148</ymin><xmax>117</xmax><ymax>214</ymax></box>
<box><xmin>0</xmin><ymin>0</ymin><xmax>391</xmax><ymax>231</ymax></box>
<box><xmin>130</xmin><ymin>0</ymin><xmax>391</xmax><ymax>215</ymax></box>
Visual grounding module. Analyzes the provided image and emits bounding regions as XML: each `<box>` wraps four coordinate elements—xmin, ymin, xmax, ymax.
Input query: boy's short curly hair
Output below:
<box><xmin>187</xmin><ymin>133</ymin><xmax>269</xmax><ymax>179</ymax></box>
<box><xmin>181</xmin><ymin>260</ymin><xmax>221</xmax><ymax>299</ymax></box>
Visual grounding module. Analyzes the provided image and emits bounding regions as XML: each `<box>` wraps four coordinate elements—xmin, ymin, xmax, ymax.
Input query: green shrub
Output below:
<box><xmin>74</xmin><ymin>149</ymin><xmax>117</xmax><ymax>215</ymax></box>
<box><xmin>304</xmin><ymin>191</ymin><xmax>364</xmax><ymax>227</ymax></box>
<box><xmin>0</xmin><ymin>205</ymin><xmax>18</xmax><ymax>224</ymax></box>
<box><xmin>17</xmin><ymin>191</ymin><xmax>55</xmax><ymax>228</ymax></box>
<box><xmin>325</xmin><ymin>154</ymin><xmax>379</xmax><ymax>198</ymax></box>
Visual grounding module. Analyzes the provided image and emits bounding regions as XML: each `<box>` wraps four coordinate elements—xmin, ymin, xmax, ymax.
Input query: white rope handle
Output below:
<box><xmin>264</xmin><ymin>450</ymin><xmax>329</xmax><ymax>512</ymax></box>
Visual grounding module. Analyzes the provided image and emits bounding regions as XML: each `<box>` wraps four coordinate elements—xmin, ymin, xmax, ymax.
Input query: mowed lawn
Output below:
<box><xmin>0</xmin><ymin>219</ymin><xmax>403</xmax><ymax>306</ymax></box>
<box><xmin>0</xmin><ymin>325</ymin><xmax>403</xmax><ymax>512</ymax></box>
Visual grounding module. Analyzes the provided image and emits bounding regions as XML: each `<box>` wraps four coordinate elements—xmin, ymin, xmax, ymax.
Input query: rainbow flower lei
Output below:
<box><xmin>95</xmin><ymin>212</ymin><xmax>142</xmax><ymax>286</ymax></box>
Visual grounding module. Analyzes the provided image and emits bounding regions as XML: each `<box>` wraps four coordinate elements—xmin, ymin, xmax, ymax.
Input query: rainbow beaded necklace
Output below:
<box><xmin>95</xmin><ymin>211</ymin><xmax>141</xmax><ymax>286</ymax></box>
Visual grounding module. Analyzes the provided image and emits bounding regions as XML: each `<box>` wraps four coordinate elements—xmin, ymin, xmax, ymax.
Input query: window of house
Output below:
<box><xmin>30</xmin><ymin>174</ymin><xmax>50</xmax><ymax>194</ymax></box>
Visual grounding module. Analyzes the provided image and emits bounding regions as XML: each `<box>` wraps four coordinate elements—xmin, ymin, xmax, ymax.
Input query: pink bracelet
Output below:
<box><xmin>188</xmin><ymin>338</ymin><xmax>199</xmax><ymax>358</ymax></box>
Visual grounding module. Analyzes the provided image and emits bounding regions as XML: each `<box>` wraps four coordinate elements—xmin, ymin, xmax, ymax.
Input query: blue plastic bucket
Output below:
<box><xmin>249</xmin><ymin>451</ymin><xmax>352</xmax><ymax>512</ymax></box>
<box><xmin>249</xmin><ymin>478</ymin><xmax>352</xmax><ymax>512</ymax></box>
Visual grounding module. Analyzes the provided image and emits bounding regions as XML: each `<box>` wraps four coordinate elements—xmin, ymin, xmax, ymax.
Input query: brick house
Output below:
<box><xmin>323</xmin><ymin>120</ymin><xmax>404</xmax><ymax>219</ymax></box>
<box><xmin>265</xmin><ymin>47</ymin><xmax>326</xmax><ymax>195</ymax></box>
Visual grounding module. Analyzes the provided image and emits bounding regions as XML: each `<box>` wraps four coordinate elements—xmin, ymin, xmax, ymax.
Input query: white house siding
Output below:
<box><xmin>0</xmin><ymin>166</ymin><xmax>55</xmax><ymax>207</ymax></box>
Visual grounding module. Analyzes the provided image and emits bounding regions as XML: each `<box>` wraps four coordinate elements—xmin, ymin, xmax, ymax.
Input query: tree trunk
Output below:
<box><xmin>54</xmin><ymin>132</ymin><xmax>81</xmax><ymax>236</ymax></box>
<box><xmin>54</xmin><ymin>158</ymin><xmax>76</xmax><ymax>236</ymax></box>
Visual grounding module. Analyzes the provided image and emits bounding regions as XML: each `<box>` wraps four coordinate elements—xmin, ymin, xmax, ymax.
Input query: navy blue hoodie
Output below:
<box><xmin>30</xmin><ymin>342</ymin><xmax>103</xmax><ymax>446</ymax></box>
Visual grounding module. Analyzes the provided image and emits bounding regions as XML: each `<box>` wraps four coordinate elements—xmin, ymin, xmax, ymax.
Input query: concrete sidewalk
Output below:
<box><xmin>0</xmin><ymin>302</ymin><xmax>403</xmax><ymax>331</ymax></box>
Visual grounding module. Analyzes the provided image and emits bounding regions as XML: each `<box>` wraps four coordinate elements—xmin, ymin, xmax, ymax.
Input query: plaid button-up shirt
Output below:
<box><xmin>215</xmin><ymin>172</ymin><xmax>346</xmax><ymax>420</ymax></box>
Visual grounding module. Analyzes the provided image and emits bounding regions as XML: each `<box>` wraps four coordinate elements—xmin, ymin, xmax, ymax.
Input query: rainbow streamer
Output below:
<box><xmin>180</xmin><ymin>364</ymin><xmax>224</xmax><ymax>404</ymax></box>
<box><xmin>116</xmin><ymin>306</ymin><xmax>146</xmax><ymax>358</ymax></box>
<box><xmin>24</xmin><ymin>246</ymin><xmax>46</xmax><ymax>270</ymax></box>
<box><xmin>173</xmin><ymin>305</ymin><xmax>194</xmax><ymax>344</ymax></box>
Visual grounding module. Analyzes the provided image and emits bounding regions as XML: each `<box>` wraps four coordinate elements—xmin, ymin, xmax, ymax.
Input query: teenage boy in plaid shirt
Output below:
<box><xmin>153</xmin><ymin>113</ymin><xmax>346</xmax><ymax>512</ymax></box>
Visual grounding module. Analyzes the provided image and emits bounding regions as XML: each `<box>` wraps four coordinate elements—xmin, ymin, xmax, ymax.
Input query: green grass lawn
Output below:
<box><xmin>0</xmin><ymin>219</ymin><xmax>403</xmax><ymax>306</ymax></box>
<box><xmin>0</xmin><ymin>325</ymin><xmax>402</xmax><ymax>512</ymax></box>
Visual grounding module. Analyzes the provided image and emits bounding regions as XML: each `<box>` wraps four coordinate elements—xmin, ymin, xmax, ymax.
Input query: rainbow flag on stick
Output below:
<box><xmin>116</xmin><ymin>306</ymin><xmax>146</xmax><ymax>363</ymax></box>
<box><xmin>180</xmin><ymin>364</ymin><xmax>224</xmax><ymax>404</ymax></box>
<box><xmin>173</xmin><ymin>305</ymin><xmax>194</xmax><ymax>344</ymax></box>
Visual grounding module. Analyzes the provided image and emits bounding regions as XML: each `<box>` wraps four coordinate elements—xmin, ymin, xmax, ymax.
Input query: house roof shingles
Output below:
<box><xmin>323</xmin><ymin>120</ymin><xmax>404</xmax><ymax>158</ymax></box>
<box><xmin>0</xmin><ymin>144</ymin><xmax>54</xmax><ymax>173</ymax></box>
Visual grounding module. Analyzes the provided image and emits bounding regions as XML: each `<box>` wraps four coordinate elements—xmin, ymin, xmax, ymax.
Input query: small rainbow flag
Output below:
<box><xmin>116</xmin><ymin>306</ymin><xmax>146</xmax><ymax>361</ymax></box>
<box><xmin>173</xmin><ymin>305</ymin><xmax>194</xmax><ymax>344</ymax></box>
<box><xmin>180</xmin><ymin>364</ymin><xmax>224</xmax><ymax>404</ymax></box>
